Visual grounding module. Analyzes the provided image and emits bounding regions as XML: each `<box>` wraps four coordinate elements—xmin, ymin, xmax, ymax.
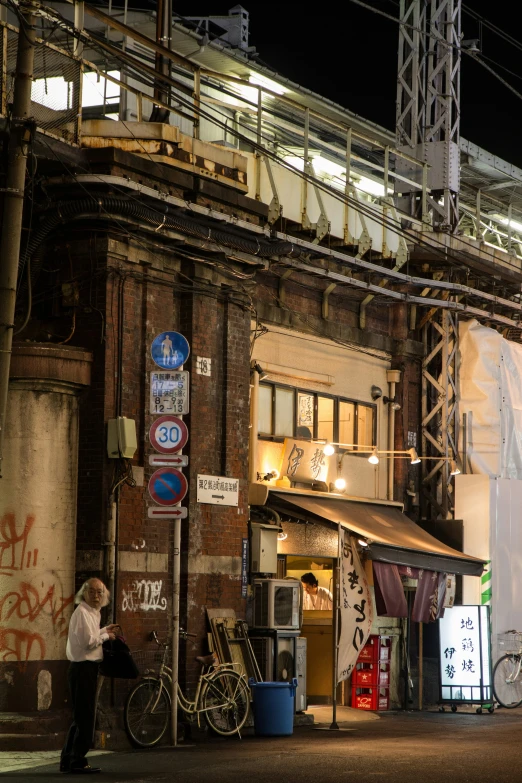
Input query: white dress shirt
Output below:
<box><xmin>303</xmin><ymin>586</ymin><xmax>333</xmax><ymax>610</ymax></box>
<box><xmin>66</xmin><ymin>601</ymin><xmax>109</xmax><ymax>662</ymax></box>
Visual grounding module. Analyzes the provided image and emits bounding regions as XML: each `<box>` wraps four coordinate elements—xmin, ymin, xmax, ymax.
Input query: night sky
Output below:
<box><xmin>174</xmin><ymin>1</ymin><xmax>522</xmax><ymax>168</ymax></box>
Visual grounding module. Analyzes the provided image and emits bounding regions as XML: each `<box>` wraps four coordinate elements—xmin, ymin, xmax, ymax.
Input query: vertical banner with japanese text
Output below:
<box><xmin>338</xmin><ymin>531</ymin><xmax>373</xmax><ymax>683</ymax></box>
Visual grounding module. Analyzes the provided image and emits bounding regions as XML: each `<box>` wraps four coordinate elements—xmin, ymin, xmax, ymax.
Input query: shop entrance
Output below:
<box><xmin>284</xmin><ymin>555</ymin><xmax>335</xmax><ymax>704</ymax></box>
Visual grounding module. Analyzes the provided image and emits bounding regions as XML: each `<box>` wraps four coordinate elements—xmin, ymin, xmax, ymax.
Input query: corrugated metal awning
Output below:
<box><xmin>268</xmin><ymin>490</ymin><xmax>485</xmax><ymax>577</ymax></box>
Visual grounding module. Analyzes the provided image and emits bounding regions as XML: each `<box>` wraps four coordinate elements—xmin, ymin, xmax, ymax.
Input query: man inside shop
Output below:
<box><xmin>301</xmin><ymin>572</ymin><xmax>333</xmax><ymax>610</ymax></box>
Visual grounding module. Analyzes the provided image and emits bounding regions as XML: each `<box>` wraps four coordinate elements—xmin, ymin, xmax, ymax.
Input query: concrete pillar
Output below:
<box><xmin>0</xmin><ymin>344</ymin><xmax>91</xmax><ymax>711</ymax></box>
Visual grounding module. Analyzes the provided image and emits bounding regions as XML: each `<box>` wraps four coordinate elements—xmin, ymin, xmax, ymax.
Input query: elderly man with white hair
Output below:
<box><xmin>60</xmin><ymin>578</ymin><xmax>119</xmax><ymax>775</ymax></box>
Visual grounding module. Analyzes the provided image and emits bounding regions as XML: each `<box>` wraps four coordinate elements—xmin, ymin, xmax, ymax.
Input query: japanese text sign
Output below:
<box><xmin>281</xmin><ymin>438</ymin><xmax>330</xmax><ymax>485</ymax></box>
<box><xmin>338</xmin><ymin>532</ymin><xmax>373</xmax><ymax>682</ymax></box>
<box><xmin>150</xmin><ymin>371</ymin><xmax>189</xmax><ymax>415</ymax></box>
<box><xmin>439</xmin><ymin>605</ymin><xmax>492</xmax><ymax>698</ymax></box>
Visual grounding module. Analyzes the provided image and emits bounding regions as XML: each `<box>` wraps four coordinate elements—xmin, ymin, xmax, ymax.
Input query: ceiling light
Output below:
<box><xmin>409</xmin><ymin>448</ymin><xmax>421</xmax><ymax>465</ymax></box>
<box><xmin>368</xmin><ymin>448</ymin><xmax>379</xmax><ymax>465</ymax></box>
<box><xmin>450</xmin><ymin>460</ymin><xmax>461</xmax><ymax>476</ymax></box>
<box><xmin>334</xmin><ymin>477</ymin><xmax>346</xmax><ymax>490</ymax></box>
<box><xmin>323</xmin><ymin>443</ymin><xmax>335</xmax><ymax>456</ymax></box>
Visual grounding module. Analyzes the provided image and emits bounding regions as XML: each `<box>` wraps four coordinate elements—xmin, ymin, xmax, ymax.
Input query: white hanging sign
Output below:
<box><xmin>337</xmin><ymin>532</ymin><xmax>373</xmax><ymax>683</ymax></box>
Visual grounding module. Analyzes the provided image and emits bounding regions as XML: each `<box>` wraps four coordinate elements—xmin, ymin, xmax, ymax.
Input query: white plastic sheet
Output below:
<box><xmin>459</xmin><ymin>319</ymin><xmax>522</xmax><ymax>478</ymax></box>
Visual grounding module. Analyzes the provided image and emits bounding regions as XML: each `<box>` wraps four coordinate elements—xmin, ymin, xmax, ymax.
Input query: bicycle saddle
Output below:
<box><xmin>196</xmin><ymin>654</ymin><xmax>217</xmax><ymax>666</ymax></box>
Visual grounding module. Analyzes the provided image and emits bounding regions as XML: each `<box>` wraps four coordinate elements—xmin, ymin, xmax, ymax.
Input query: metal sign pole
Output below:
<box><xmin>171</xmin><ymin>515</ymin><xmax>181</xmax><ymax>746</ymax></box>
<box><xmin>329</xmin><ymin>523</ymin><xmax>341</xmax><ymax>730</ymax></box>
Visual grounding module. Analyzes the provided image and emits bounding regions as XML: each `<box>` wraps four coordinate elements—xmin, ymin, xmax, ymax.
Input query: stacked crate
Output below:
<box><xmin>351</xmin><ymin>635</ymin><xmax>391</xmax><ymax>711</ymax></box>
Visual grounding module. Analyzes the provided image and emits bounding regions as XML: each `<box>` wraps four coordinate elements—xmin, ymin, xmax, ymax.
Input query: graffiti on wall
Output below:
<box><xmin>0</xmin><ymin>513</ymin><xmax>74</xmax><ymax>662</ymax></box>
<box><xmin>121</xmin><ymin>580</ymin><xmax>167</xmax><ymax>612</ymax></box>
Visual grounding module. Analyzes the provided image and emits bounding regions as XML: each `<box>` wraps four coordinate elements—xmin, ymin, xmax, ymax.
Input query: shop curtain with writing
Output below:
<box><xmin>337</xmin><ymin>531</ymin><xmax>373</xmax><ymax>683</ymax></box>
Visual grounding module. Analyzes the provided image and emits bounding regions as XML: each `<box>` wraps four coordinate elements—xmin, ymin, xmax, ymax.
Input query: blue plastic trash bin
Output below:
<box><xmin>248</xmin><ymin>678</ymin><xmax>298</xmax><ymax>737</ymax></box>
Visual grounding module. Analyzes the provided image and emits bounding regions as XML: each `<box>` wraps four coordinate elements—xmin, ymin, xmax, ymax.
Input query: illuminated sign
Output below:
<box><xmin>439</xmin><ymin>605</ymin><xmax>492</xmax><ymax>704</ymax></box>
<box><xmin>281</xmin><ymin>438</ymin><xmax>330</xmax><ymax>485</ymax></box>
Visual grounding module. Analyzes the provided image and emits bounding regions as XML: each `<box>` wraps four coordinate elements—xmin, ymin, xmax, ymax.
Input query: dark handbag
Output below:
<box><xmin>100</xmin><ymin>635</ymin><xmax>139</xmax><ymax>679</ymax></box>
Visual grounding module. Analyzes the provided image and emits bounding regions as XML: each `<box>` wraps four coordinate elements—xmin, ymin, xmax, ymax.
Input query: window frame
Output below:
<box><xmin>257</xmin><ymin>381</ymin><xmax>377</xmax><ymax>454</ymax></box>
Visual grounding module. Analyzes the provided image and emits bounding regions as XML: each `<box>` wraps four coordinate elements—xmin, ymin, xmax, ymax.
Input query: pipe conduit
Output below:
<box><xmin>21</xmin><ymin>197</ymin><xmax>296</xmax><ymax>268</ymax></box>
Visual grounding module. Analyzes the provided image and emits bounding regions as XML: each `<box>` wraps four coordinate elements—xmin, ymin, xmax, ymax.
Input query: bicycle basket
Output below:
<box><xmin>498</xmin><ymin>632</ymin><xmax>522</xmax><ymax>654</ymax></box>
<box><xmin>132</xmin><ymin>648</ymin><xmax>167</xmax><ymax>677</ymax></box>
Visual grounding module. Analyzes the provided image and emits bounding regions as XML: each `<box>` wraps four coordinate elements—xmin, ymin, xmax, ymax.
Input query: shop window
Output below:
<box><xmin>258</xmin><ymin>382</ymin><xmax>376</xmax><ymax>448</ymax></box>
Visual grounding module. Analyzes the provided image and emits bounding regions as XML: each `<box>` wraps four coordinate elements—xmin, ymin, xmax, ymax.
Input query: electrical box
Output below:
<box><xmin>250</xmin><ymin>523</ymin><xmax>278</xmax><ymax>574</ymax></box>
<box><xmin>107</xmin><ymin>417</ymin><xmax>137</xmax><ymax>459</ymax></box>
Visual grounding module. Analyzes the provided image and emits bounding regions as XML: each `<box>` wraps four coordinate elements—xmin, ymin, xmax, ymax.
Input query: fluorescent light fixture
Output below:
<box><xmin>249</xmin><ymin>73</ymin><xmax>287</xmax><ymax>95</ymax></box>
<box><xmin>334</xmin><ymin>477</ymin><xmax>347</xmax><ymax>490</ymax></box>
<box><xmin>323</xmin><ymin>443</ymin><xmax>335</xmax><ymax>456</ymax></box>
<box><xmin>500</xmin><ymin>217</ymin><xmax>522</xmax><ymax>233</ymax></box>
<box><xmin>368</xmin><ymin>448</ymin><xmax>379</xmax><ymax>465</ymax></box>
<box><xmin>450</xmin><ymin>460</ymin><xmax>461</xmax><ymax>476</ymax></box>
<box><xmin>311</xmin><ymin>155</ymin><xmax>346</xmax><ymax>179</ymax></box>
<box><xmin>409</xmin><ymin>448</ymin><xmax>421</xmax><ymax>465</ymax></box>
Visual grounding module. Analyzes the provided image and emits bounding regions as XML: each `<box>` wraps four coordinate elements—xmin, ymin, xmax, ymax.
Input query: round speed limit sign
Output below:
<box><xmin>149</xmin><ymin>415</ymin><xmax>189</xmax><ymax>454</ymax></box>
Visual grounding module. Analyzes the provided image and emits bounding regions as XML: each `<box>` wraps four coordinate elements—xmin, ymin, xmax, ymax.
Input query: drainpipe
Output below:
<box><xmin>0</xmin><ymin>1</ymin><xmax>38</xmax><ymax>478</ymax></box>
<box><xmin>386</xmin><ymin>369</ymin><xmax>402</xmax><ymax>501</ymax></box>
<box><xmin>249</xmin><ymin>363</ymin><xmax>260</xmax><ymax>484</ymax></box>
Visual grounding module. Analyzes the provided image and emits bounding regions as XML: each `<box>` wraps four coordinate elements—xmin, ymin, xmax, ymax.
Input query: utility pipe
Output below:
<box><xmin>386</xmin><ymin>369</ymin><xmax>402</xmax><ymax>501</ymax></box>
<box><xmin>249</xmin><ymin>364</ymin><xmax>260</xmax><ymax>483</ymax></box>
<box><xmin>0</xmin><ymin>0</ymin><xmax>38</xmax><ymax>477</ymax></box>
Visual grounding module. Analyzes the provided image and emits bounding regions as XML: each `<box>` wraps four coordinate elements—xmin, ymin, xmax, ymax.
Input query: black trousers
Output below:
<box><xmin>60</xmin><ymin>661</ymin><xmax>99</xmax><ymax>770</ymax></box>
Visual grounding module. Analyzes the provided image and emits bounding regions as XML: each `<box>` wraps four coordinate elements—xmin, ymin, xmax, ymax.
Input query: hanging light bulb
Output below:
<box><xmin>323</xmin><ymin>443</ymin><xmax>335</xmax><ymax>456</ymax></box>
<box><xmin>450</xmin><ymin>460</ymin><xmax>461</xmax><ymax>476</ymax></box>
<box><xmin>409</xmin><ymin>448</ymin><xmax>421</xmax><ymax>465</ymax></box>
<box><xmin>334</xmin><ymin>477</ymin><xmax>346</xmax><ymax>490</ymax></box>
<box><xmin>368</xmin><ymin>448</ymin><xmax>379</xmax><ymax>465</ymax></box>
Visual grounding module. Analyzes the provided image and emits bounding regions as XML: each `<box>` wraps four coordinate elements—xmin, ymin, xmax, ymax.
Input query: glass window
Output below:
<box><xmin>339</xmin><ymin>401</ymin><xmax>355</xmax><ymax>449</ymax></box>
<box><xmin>275</xmin><ymin>387</ymin><xmax>294</xmax><ymax>436</ymax></box>
<box><xmin>317</xmin><ymin>396</ymin><xmax>334</xmax><ymax>442</ymax></box>
<box><xmin>357</xmin><ymin>404</ymin><xmax>374</xmax><ymax>449</ymax></box>
<box><xmin>258</xmin><ymin>384</ymin><xmax>273</xmax><ymax>435</ymax></box>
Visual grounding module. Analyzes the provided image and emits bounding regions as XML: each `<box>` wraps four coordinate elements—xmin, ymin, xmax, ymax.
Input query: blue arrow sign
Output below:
<box><xmin>151</xmin><ymin>332</ymin><xmax>190</xmax><ymax>370</ymax></box>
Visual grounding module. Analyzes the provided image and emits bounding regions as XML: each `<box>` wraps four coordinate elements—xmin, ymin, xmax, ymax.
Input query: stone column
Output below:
<box><xmin>0</xmin><ymin>344</ymin><xmax>91</xmax><ymax>711</ymax></box>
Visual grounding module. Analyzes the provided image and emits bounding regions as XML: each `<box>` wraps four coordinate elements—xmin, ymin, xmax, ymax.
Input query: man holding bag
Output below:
<box><xmin>60</xmin><ymin>578</ymin><xmax>120</xmax><ymax>775</ymax></box>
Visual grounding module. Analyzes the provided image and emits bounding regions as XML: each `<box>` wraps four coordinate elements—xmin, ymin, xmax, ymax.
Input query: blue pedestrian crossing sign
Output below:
<box><xmin>151</xmin><ymin>332</ymin><xmax>190</xmax><ymax>370</ymax></box>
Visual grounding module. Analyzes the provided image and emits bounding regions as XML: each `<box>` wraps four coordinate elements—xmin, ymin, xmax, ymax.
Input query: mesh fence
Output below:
<box><xmin>1</xmin><ymin>23</ymin><xmax>81</xmax><ymax>144</ymax></box>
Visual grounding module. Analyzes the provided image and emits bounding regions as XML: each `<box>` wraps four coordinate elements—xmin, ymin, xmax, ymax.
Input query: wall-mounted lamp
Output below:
<box><xmin>334</xmin><ymin>477</ymin><xmax>346</xmax><ymax>490</ymax></box>
<box><xmin>383</xmin><ymin>396</ymin><xmax>401</xmax><ymax>411</ymax></box>
<box><xmin>252</xmin><ymin>362</ymin><xmax>268</xmax><ymax>380</ymax></box>
<box><xmin>357</xmin><ymin>538</ymin><xmax>369</xmax><ymax>548</ymax></box>
<box><xmin>323</xmin><ymin>443</ymin><xmax>335</xmax><ymax>456</ymax></box>
<box><xmin>368</xmin><ymin>448</ymin><xmax>379</xmax><ymax>465</ymax></box>
<box><xmin>371</xmin><ymin>385</ymin><xmax>383</xmax><ymax>401</ymax></box>
<box><xmin>277</xmin><ymin>531</ymin><xmax>288</xmax><ymax>541</ymax></box>
<box><xmin>450</xmin><ymin>460</ymin><xmax>461</xmax><ymax>476</ymax></box>
<box><xmin>409</xmin><ymin>448</ymin><xmax>421</xmax><ymax>465</ymax></box>
<box><xmin>257</xmin><ymin>470</ymin><xmax>279</xmax><ymax>482</ymax></box>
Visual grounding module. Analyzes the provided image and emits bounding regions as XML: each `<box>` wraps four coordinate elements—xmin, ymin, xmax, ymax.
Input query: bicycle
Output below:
<box><xmin>492</xmin><ymin>631</ymin><xmax>522</xmax><ymax>708</ymax></box>
<box><xmin>124</xmin><ymin>629</ymin><xmax>250</xmax><ymax>746</ymax></box>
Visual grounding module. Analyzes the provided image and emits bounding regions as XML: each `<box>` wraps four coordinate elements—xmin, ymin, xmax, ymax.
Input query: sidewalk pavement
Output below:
<box><xmin>0</xmin><ymin>751</ymin><xmax>112</xmax><ymax>774</ymax></box>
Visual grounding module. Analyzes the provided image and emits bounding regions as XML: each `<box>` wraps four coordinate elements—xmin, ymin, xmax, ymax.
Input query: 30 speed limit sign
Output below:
<box><xmin>149</xmin><ymin>415</ymin><xmax>189</xmax><ymax>454</ymax></box>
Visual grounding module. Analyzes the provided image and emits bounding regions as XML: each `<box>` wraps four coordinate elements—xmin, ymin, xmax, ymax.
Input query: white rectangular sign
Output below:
<box><xmin>439</xmin><ymin>605</ymin><xmax>491</xmax><ymax>702</ymax></box>
<box><xmin>148</xmin><ymin>506</ymin><xmax>188</xmax><ymax>520</ymax></box>
<box><xmin>196</xmin><ymin>357</ymin><xmax>212</xmax><ymax>376</ymax></box>
<box><xmin>149</xmin><ymin>454</ymin><xmax>189</xmax><ymax>468</ymax></box>
<box><xmin>197</xmin><ymin>474</ymin><xmax>239</xmax><ymax>506</ymax></box>
<box><xmin>150</xmin><ymin>371</ymin><xmax>189</xmax><ymax>415</ymax></box>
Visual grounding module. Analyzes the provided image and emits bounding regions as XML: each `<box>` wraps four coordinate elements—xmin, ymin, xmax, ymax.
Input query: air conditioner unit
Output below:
<box><xmin>249</xmin><ymin>631</ymin><xmax>307</xmax><ymax>713</ymax></box>
<box><xmin>253</xmin><ymin>579</ymin><xmax>300</xmax><ymax>630</ymax></box>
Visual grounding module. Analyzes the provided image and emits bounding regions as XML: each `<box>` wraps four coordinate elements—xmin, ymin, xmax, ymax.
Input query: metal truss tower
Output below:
<box><xmin>396</xmin><ymin>0</ymin><xmax>461</xmax><ymax>232</ymax></box>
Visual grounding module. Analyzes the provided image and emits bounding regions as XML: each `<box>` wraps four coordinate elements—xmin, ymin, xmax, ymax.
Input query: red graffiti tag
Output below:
<box><xmin>0</xmin><ymin>513</ymin><xmax>35</xmax><ymax>575</ymax></box>
<box><xmin>0</xmin><ymin>627</ymin><xmax>45</xmax><ymax>661</ymax></box>
<box><xmin>0</xmin><ymin>583</ymin><xmax>74</xmax><ymax>637</ymax></box>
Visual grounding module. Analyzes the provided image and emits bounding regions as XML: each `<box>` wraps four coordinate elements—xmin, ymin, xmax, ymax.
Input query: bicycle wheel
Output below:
<box><xmin>493</xmin><ymin>654</ymin><xmax>522</xmax><ymax>708</ymax></box>
<box><xmin>201</xmin><ymin>670</ymin><xmax>250</xmax><ymax>736</ymax></box>
<box><xmin>124</xmin><ymin>677</ymin><xmax>171</xmax><ymax>747</ymax></box>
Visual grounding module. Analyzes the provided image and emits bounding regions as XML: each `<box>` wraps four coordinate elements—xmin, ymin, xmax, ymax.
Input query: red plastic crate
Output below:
<box><xmin>351</xmin><ymin>686</ymin><xmax>390</xmax><ymax>711</ymax></box>
<box><xmin>357</xmin><ymin>635</ymin><xmax>391</xmax><ymax>663</ymax></box>
<box><xmin>353</xmin><ymin>662</ymin><xmax>390</xmax><ymax>688</ymax></box>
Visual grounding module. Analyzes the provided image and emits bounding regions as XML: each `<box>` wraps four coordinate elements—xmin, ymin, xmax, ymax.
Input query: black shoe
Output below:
<box><xmin>70</xmin><ymin>766</ymin><xmax>101</xmax><ymax>775</ymax></box>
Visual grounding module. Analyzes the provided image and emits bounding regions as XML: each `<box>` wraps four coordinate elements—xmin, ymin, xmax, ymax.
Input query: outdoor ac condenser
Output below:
<box><xmin>253</xmin><ymin>579</ymin><xmax>300</xmax><ymax>630</ymax></box>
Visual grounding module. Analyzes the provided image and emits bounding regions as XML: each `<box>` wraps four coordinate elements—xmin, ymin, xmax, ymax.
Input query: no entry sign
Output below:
<box><xmin>148</xmin><ymin>468</ymin><xmax>188</xmax><ymax>506</ymax></box>
<box><xmin>149</xmin><ymin>415</ymin><xmax>189</xmax><ymax>454</ymax></box>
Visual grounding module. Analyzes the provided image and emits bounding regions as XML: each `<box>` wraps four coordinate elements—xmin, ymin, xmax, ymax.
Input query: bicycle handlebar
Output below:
<box><xmin>149</xmin><ymin>629</ymin><xmax>197</xmax><ymax>645</ymax></box>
